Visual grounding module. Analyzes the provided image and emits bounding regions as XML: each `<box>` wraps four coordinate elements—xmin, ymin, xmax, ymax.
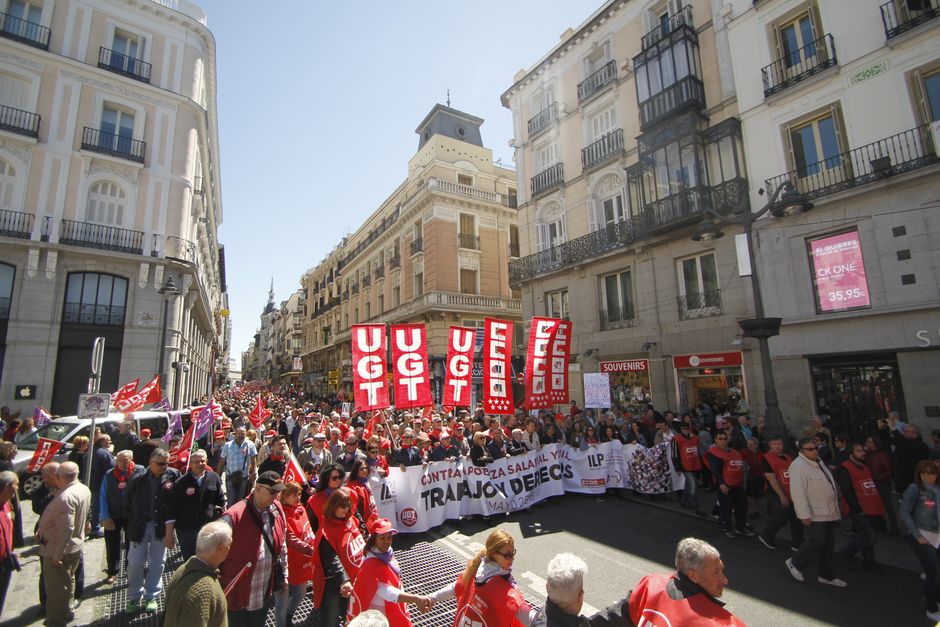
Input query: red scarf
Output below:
<box><xmin>112</xmin><ymin>462</ymin><xmax>135</xmax><ymax>486</ymax></box>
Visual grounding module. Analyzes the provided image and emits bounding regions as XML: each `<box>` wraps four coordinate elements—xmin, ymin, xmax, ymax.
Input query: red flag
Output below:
<box><xmin>525</xmin><ymin>317</ymin><xmax>560</xmax><ymax>410</ymax></box>
<box><xmin>169</xmin><ymin>422</ymin><xmax>195</xmax><ymax>469</ymax></box>
<box><xmin>27</xmin><ymin>438</ymin><xmax>65</xmax><ymax>473</ymax></box>
<box><xmin>351</xmin><ymin>324</ymin><xmax>389</xmax><ymax>411</ymax></box>
<box><xmin>443</xmin><ymin>327</ymin><xmax>475</xmax><ymax>407</ymax></box>
<box><xmin>112</xmin><ymin>379</ymin><xmax>140</xmax><ymax>405</ymax></box>
<box><xmin>114</xmin><ymin>376</ymin><xmax>161</xmax><ymax>413</ymax></box>
<box><xmin>390</xmin><ymin>324</ymin><xmax>431</xmax><ymax>410</ymax></box>
<box><xmin>319</xmin><ymin>416</ymin><xmax>330</xmax><ymax>435</ymax></box>
<box><xmin>548</xmin><ymin>320</ymin><xmax>572</xmax><ymax>404</ymax></box>
<box><xmin>421</xmin><ymin>405</ymin><xmax>433</xmax><ymax>420</ymax></box>
<box><xmin>441</xmin><ymin>405</ymin><xmax>454</xmax><ymax>416</ymax></box>
<box><xmin>483</xmin><ymin>317</ymin><xmax>513</xmax><ymax>415</ymax></box>
<box><xmin>283</xmin><ymin>452</ymin><xmax>306</xmax><ymax>485</ymax></box>
<box><xmin>248</xmin><ymin>395</ymin><xmax>270</xmax><ymax>429</ymax></box>
<box><xmin>364</xmin><ymin>410</ymin><xmax>382</xmax><ymax>440</ymax></box>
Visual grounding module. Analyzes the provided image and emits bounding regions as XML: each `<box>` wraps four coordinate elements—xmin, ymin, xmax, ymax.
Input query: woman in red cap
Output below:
<box><xmin>347</xmin><ymin>517</ymin><xmax>431</xmax><ymax>626</ymax></box>
<box><xmin>311</xmin><ymin>488</ymin><xmax>365</xmax><ymax>627</ymax></box>
<box><xmin>430</xmin><ymin>529</ymin><xmax>536</xmax><ymax>626</ymax></box>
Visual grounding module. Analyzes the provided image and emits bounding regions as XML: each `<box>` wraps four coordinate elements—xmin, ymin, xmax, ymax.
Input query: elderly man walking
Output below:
<box><xmin>100</xmin><ymin>450</ymin><xmax>143</xmax><ymax>583</ymax></box>
<box><xmin>786</xmin><ymin>437</ymin><xmax>846</xmax><ymax>588</ymax></box>
<box><xmin>166</xmin><ymin>449</ymin><xmax>225</xmax><ymax>560</ymax></box>
<box><xmin>36</xmin><ymin>462</ymin><xmax>91</xmax><ymax>627</ymax></box>
<box><xmin>163</xmin><ymin>520</ymin><xmax>232</xmax><ymax>627</ymax></box>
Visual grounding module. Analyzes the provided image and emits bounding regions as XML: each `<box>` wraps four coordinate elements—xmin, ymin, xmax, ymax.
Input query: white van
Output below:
<box><xmin>13</xmin><ymin>411</ymin><xmax>179</xmax><ymax>497</ymax></box>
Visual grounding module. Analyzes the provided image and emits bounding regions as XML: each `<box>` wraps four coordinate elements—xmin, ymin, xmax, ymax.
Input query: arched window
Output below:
<box><xmin>85</xmin><ymin>181</ymin><xmax>126</xmax><ymax>226</ymax></box>
<box><xmin>62</xmin><ymin>272</ymin><xmax>128</xmax><ymax>326</ymax></box>
<box><xmin>0</xmin><ymin>159</ymin><xmax>16</xmax><ymax>211</ymax></box>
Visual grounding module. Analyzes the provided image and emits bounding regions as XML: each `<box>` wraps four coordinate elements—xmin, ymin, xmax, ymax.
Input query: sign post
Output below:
<box><xmin>83</xmin><ymin>337</ymin><xmax>106</xmax><ymax>488</ymax></box>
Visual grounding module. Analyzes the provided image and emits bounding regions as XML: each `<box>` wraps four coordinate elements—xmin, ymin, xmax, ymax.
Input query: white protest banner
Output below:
<box><xmin>583</xmin><ymin>372</ymin><xmax>611</xmax><ymax>408</ymax></box>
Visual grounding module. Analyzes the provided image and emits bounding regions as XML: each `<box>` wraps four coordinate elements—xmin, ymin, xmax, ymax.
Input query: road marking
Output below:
<box><xmin>521</xmin><ymin>571</ymin><xmax>599</xmax><ymax>615</ymax></box>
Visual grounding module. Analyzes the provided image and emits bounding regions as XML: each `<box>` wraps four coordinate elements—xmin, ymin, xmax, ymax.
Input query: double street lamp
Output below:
<box><xmin>157</xmin><ymin>276</ymin><xmax>181</xmax><ymax>406</ymax></box>
<box><xmin>691</xmin><ymin>181</ymin><xmax>814</xmax><ymax>441</ymax></box>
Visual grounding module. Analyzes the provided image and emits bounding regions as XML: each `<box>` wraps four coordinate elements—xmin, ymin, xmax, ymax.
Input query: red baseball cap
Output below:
<box><xmin>265</xmin><ymin>429</ymin><xmax>277</xmax><ymax>438</ymax></box>
<box><xmin>140</xmin><ymin>429</ymin><xmax>151</xmax><ymax>438</ymax></box>
<box><xmin>214</xmin><ymin>430</ymin><xmax>225</xmax><ymax>439</ymax></box>
<box><xmin>368</xmin><ymin>517</ymin><xmax>398</xmax><ymax>535</ymax></box>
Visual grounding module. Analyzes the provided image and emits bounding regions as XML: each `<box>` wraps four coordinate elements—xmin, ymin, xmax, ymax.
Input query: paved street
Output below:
<box><xmin>0</xmin><ymin>489</ymin><xmax>923</xmax><ymax>626</ymax></box>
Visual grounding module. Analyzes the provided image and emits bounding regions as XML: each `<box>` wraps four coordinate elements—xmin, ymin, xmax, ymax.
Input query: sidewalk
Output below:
<box><xmin>620</xmin><ymin>484</ymin><xmax>919</xmax><ymax>572</ymax></box>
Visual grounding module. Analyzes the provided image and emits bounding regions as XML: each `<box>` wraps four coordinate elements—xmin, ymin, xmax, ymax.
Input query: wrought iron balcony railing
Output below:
<box><xmin>880</xmin><ymin>0</ymin><xmax>940</xmax><ymax>39</ymax></box>
<box><xmin>678</xmin><ymin>289</ymin><xmax>722</xmax><ymax>320</ymax></box>
<box><xmin>577</xmin><ymin>60</ymin><xmax>617</xmax><ymax>103</ymax></box>
<box><xmin>81</xmin><ymin>127</ymin><xmax>146</xmax><ymax>163</ymax></box>
<box><xmin>98</xmin><ymin>47</ymin><xmax>152</xmax><ymax>83</ymax></box>
<box><xmin>600</xmin><ymin>307</ymin><xmax>637</xmax><ymax>331</ymax></box>
<box><xmin>641</xmin><ymin>4</ymin><xmax>694</xmax><ymax>50</ymax></box>
<box><xmin>165</xmin><ymin>236</ymin><xmax>196</xmax><ymax>264</ymax></box>
<box><xmin>531</xmin><ymin>163</ymin><xmax>564</xmax><ymax>198</ymax></box>
<box><xmin>351</xmin><ymin>283</ymin><xmax>360</xmax><ymax>295</ymax></box>
<box><xmin>639</xmin><ymin>75</ymin><xmax>706</xmax><ymax>130</ymax></box>
<box><xmin>762</xmin><ymin>33</ymin><xmax>837</xmax><ymax>98</ymax></box>
<box><xmin>63</xmin><ymin>302</ymin><xmax>126</xmax><ymax>326</ymax></box>
<box><xmin>582</xmin><ymin>128</ymin><xmax>625</xmax><ymax>171</ymax></box>
<box><xmin>362</xmin><ymin>275</ymin><xmax>371</xmax><ymax>288</ymax></box>
<box><xmin>410</xmin><ymin>237</ymin><xmax>423</xmax><ymax>255</ymax></box>
<box><xmin>0</xmin><ymin>103</ymin><xmax>39</xmax><ymax>138</ymax></box>
<box><xmin>59</xmin><ymin>219</ymin><xmax>144</xmax><ymax>254</ymax></box>
<box><xmin>527</xmin><ymin>102</ymin><xmax>558</xmax><ymax>138</ymax></box>
<box><xmin>0</xmin><ymin>209</ymin><xmax>34</xmax><ymax>239</ymax></box>
<box><xmin>644</xmin><ymin>184</ymin><xmax>713</xmax><ymax>234</ymax></box>
<box><xmin>458</xmin><ymin>233</ymin><xmax>480</xmax><ymax>250</ymax></box>
<box><xmin>375</xmin><ymin>265</ymin><xmax>385</xmax><ymax>279</ymax></box>
<box><xmin>765</xmin><ymin>124</ymin><xmax>938</xmax><ymax>202</ymax></box>
<box><xmin>0</xmin><ymin>11</ymin><xmax>49</xmax><ymax>49</ymax></box>
<box><xmin>390</xmin><ymin>254</ymin><xmax>401</xmax><ymax>269</ymax></box>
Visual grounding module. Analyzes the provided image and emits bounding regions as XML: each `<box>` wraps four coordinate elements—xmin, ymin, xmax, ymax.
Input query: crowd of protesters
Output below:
<box><xmin>0</xmin><ymin>388</ymin><xmax>938</xmax><ymax>625</ymax></box>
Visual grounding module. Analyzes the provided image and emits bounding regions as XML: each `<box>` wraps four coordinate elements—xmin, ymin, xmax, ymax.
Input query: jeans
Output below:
<box><xmin>762</xmin><ymin>491</ymin><xmax>804</xmax><ymax>547</ymax></box>
<box><xmin>717</xmin><ymin>485</ymin><xmax>747</xmax><ymax>532</ymax></box>
<box><xmin>226</xmin><ymin>474</ymin><xmax>247</xmax><ymax>508</ymax></box>
<box><xmin>840</xmin><ymin>513</ymin><xmax>877</xmax><ymax>564</ymax></box>
<box><xmin>792</xmin><ymin>520</ymin><xmax>836</xmax><ymax>580</ymax></box>
<box><xmin>680</xmin><ymin>471</ymin><xmax>697</xmax><ymax>508</ymax></box>
<box><xmin>90</xmin><ymin>488</ymin><xmax>102</xmax><ymax>534</ymax></box>
<box><xmin>274</xmin><ymin>585</ymin><xmax>300</xmax><ymax>627</ymax></box>
<box><xmin>126</xmin><ymin>521</ymin><xmax>167</xmax><ymax>602</ymax></box>
<box><xmin>876</xmin><ymin>481</ymin><xmax>900</xmax><ymax>534</ymax></box>
<box><xmin>907</xmin><ymin>535</ymin><xmax>940</xmax><ymax>612</ymax></box>
<box><xmin>103</xmin><ymin>518</ymin><xmax>128</xmax><ymax>576</ymax></box>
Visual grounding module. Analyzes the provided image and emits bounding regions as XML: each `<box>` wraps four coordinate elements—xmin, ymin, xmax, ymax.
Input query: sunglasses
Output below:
<box><xmin>329</xmin><ymin>475</ymin><xmax>342</xmax><ymax>481</ymax></box>
<box><xmin>802</xmin><ymin>446</ymin><xmax>817</xmax><ymax>451</ymax></box>
<box><xmin>498</xmin><ymin>548</ymin><xmax>517</xmax><ymax>559</ymax></box>
<box><xmin>152</xmin><ymin>461</ymin><xmax>168</xmax><ymax>466</ymax></box>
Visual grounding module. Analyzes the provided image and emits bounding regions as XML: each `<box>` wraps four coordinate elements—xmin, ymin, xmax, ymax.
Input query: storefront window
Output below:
<box><xmin>810</xmin><ymin>354</ymin><xmax>905</xmax><ymax>438</ymax></box>
<box><xmin>600</xmin><ymin>360</ymin><xmax>651</xmax><ymax>414</ymax></box>
<box><xmin>673</xmin><ymin>352</ymin><xmax>747</xmax><ymax>415</ymax></box>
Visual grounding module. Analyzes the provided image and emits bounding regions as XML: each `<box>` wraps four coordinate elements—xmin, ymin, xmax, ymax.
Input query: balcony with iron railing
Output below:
<box><xmin>63</xmin><ymin>302</ymin><xmax>126</xmax><ymax>326</ymax></box>
<box><xmin>639</xmin><ymin>75</ymin><xmax>706</xmax><ymax>130</ymax></box>
<box><xmin>362</xmin><ymin>275</ymin><xmax>372</xmax><ymax>288</ymax></box>
<box><xmin>59</xmin><ymin>219</ymin><xmax>144</xmax><ymax>254</ymax></box>
<box><xmin>0</xmin><ymin>103</ymin><xmax>39</xmax><ymax>138</ymax></box>
<box><xmin>531</xmin><ymin>162</ymin><xmax>564</xmax><ymax>198</ymax></box>
<box><xmin>351</xmin><ymin>283</ymin><xmax>360</xmax><ymax>295</ymax></box>
<box><xmin>0</xmin><ymin>209</ymin><xmax>34</xmax><ymax>239</ymax></box>
<box><xmin>678</xmin><ymin>289</ymin><xmax>722</xmax><ymax>320</ymax></box>
<box><xmin>764</xmin><ymin>124</ymin><xmax>938</xmax><ymax>202</ymax></box>
<box><xmin>880</xmin><ymin>0</ymin><xmax>940</xmax><ymax>39</ymax></box>
<box><xmin>458</xmin><ymin>233</ymin><xmax>480</xmax><ymax>250</ymax></box>
<box><xmin>642</xmin><ymin>4</ymin><xmax>694</xmax><ymax>49</ymax></box>
<box><xmin>98</xmin><ymin>47</ymin><xmax>152</xmax><ymax>83</ymax></box>
<box><xmin>578</xmin><ymin>60</ymin><xmax>617</xmax><ymax>103</ymax></box>
<box><xmin>582</xmin><ymin>128</ymin><xmax>625</xmax><ymax>171</ymax></box>
<box><xmin>762</xmin><ymin>34</ymin><xmax>837</xmax><ymax>98</ymax></box>
<box><xmin>428</xmin><ymin>178</ymin><xmax>508</xmax><ymax>206</ymax></box>
<box><xmin>527</xmin><ymin>102</ymin><xmax>558</xmax><ymax>139</ymax></box>
<box><xmin>165</xmin><ymin>236</ymin><xmax>196</xmax><ymax>264</ymax></box>
<box><xmin>390</xmin><ymin>254</ymin><xmax>401</xmax><ymax>269</ymax></box>
<box><xmin>375</xmin><ymin>265</ymin><xmax>385</xmax><ymax>279</ymax></box>
<box><xmin>410</xmin><ymin>237</ymin><xmax>423</xmax><ymax>255</ymax></box>
<box><xmin>600</xmin><ymin>307</ymin><xmax>637</xmax><ymax>331</ymax></box>
<box><xmin>0</xmin><ymin>11</ymin><xmax>49</xmax><ymax>49</ymax></box>
<box><xmin>81</xmin><ymin>127</ymin><xmax>146</xmax><ymax>163</ymax></box>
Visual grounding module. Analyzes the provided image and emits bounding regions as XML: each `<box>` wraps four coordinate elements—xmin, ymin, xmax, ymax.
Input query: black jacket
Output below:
<box><xmin>166</xmin><ymin>470</ymin><xmax>224</xmax><ymax>530</ymax></box>
<box><xmin>533</xmin><ymin>596</ymin><xmax>632</xmax><ymax>627</ymax></box>
<box><xmin>123</xmin><ymin>467</ymin><xmax>181</xmax><ymax>542</ymax></box>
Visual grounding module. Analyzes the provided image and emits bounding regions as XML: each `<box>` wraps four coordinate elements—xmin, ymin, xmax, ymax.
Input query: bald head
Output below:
<box><xmin>56</xmin><ymin>461</ymin><xmax>80</xmax><ymax>486</ymax></box>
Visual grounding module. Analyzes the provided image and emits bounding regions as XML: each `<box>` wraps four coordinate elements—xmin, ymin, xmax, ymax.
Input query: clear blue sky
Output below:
<box><xmin>199</xmin><ymin>1</ymin><xmax>601</xmax><ymax>367</ymax></box>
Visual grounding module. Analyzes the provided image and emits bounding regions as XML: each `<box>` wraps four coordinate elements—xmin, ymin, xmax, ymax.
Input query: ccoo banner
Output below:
<box><xmin>390</xmin><ymin>324</ymin><xmax>432</xmax><ymax>409</ymax></box>
<box><xmin>443</xmin><ymin>326</ymin><xmax>475</xmax><ymax>407</ymax></box>
<box><xmin>482</xmin><ymin>317</ymin><xmax>514</xmax><ymax>414</ymax></box>
<box><xmin>525</xmin><ymin>317</ymin><xmax>560</xmax><ymax>409</ymax></box>
<box><xmin>548</xmin><ymin>319</ymin><xmax>572</xmax><ymax>403</ymax></box>
<box><xmin>352</xmin><ymin>324</ymin><xmax>390</xmax><ymax>411</ymax></box>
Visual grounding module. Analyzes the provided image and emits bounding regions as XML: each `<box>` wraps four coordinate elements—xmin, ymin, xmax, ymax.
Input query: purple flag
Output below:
<box><xmin>152</xmin><ymin>396</ymin><xmax>171</xmax><ymax>412</ymax></box>
<box><xmin>34</xmin><ymin>406</ymin><xmax>52</xmax><ymax>428</ymax></box>
<box><xmin>163</xmin><ymin>410</ymin><xmax>183</xmax><ymax>443</ymax></box>
<box><xmin>192</xmin><ymin>402</ymin><xmax>216</xmax><ymax>441</ymax></box>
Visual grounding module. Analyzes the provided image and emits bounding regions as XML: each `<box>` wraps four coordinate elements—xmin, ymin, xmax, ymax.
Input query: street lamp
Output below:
<box><xmin>172</xmin><ymin>360</ymin><xmax>190</xmax><ymax>410</ymax></box>
<box><xmin>691</xmin><ymin>181</ymin><xmax>813</xmax><ymax>441</ymax></box>
<box><xmin>157</xmin><ymin>276</ymin><xmax>181</xmax><ymax>402</ymax></box>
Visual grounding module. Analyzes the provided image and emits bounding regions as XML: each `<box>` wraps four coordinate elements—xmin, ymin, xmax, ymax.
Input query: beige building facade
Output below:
<box><xmin>0</xmin><ymin>0</ymin><xmax>227</xmax><ymax>413</ymax></box>
<box><xmin>300</xmin><ymin>105</ymin><xmax>522</xmax><ymax>404</ymax></box>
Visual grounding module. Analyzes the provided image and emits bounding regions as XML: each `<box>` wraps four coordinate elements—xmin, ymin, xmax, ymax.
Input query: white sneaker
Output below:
<box><xmin>785</xmin><ymin>558</ymin><xmax>804</xmax><ymax>582</ymax></box>
<box><xmin>817</xmin><ymin>576</ymin><xmax>847</xmax><ymax>588</ymax></box>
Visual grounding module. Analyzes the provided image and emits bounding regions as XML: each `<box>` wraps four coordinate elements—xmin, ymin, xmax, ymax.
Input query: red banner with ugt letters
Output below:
<box><xmin>28</xmin><ymin>437</ymin><xmax>65</xmax><ymax>473</ymax></box>
<box><xmin>548</xmin><ymin>319</ymin><xmax>572</xmax><ymax>404</ymax></box>
<box><xmin>390</xmin><ymin>324</ymin><xmax>432</xmax><ymax>409</ymax></box>
<box><xmin>352</xmin><ymin>324</ymin><xmax>390</xmax><ymax>411</ymax></box>
<box><xmin>443</xmin><ymin>326</ymin><xmax>475</xmax><ymax>407</ymax></box>
<box><xmin>483</xmin><ymin>317</ymin><xmax>513</xmax><ymax>415</ymax></box>
<box><xmin>525</xmin><ymin>317</ymin><xmax>560</xmax><ymax>409</ymax></box>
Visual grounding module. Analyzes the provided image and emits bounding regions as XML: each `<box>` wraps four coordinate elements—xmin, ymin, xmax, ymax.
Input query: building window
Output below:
<box><xmin>602</xmin><ymin>271</ymin><xmax>635</xmax><ymax>328</ymax></box>
<box><xmin>378</xmin><ymin>293</ymin><xmax>384</xmax><ymax>314</ymax></box>
<box><xmin>0</xmin><ymin>158</ymin><xmax>15</xmax><ymax>210</ymax></box>
<box><xmin>354</xmin><ymin>307</ymin><xmax>359</xmax><ymax>323</ymax></box>
<box><xmin>392</xmin><ymin>285</ymin><xmax>400</xmax><ymax>308</ymax></box>
<box><xmin>602</xmin><ymin>194</ymin><xmax>626</xmax><ymax>227</ymax></box>
<box><xmin>509</xmin><ymin>224</ymin><xmax>520</xmax><ymax>257</ymax></box>
<box><xmin>589</xmin><ymin>106</ymin><xmax>616</xmax><ymax>141</ymax></box>
<box><xmin>785</xmin><ymin>105</ymin><xmax>847</xmax><ymax>182</ymax></box>
<box><xmin>414</xmin><ymin>271</ymin><xmax>423</xmax><ymax>298</ymax></box>
<box><xmin>678</xmin><ymin>253</ymin><xmax>720</xmax><ymax>319</ymax></box>
<box><xmin>460</xmin><ymin>268</ymin><xmax>478</xmax><ymax>295</ymax></box>
<box><xmin>85</xmin><ymin>181</ymin><xmax>126</xmax><ymax>226</ymax></box>
<box><xmin>535</xmin><ymin>142</ymin><xmax>558</xmax><ymax>172</ymax></box>
<box><xmin>0</xmin><ymin>263</ymin><xmax>13</xmax><ymax>320</ymax></box>
<box><xmin>771</xmin><ymin>6</ymin><xmax>823</xmax><ymax>71</ymax></box>
<box><xmin>912</xmin><ymin>67</ymin><xmax>940</xmax><ymax>123</ymax></box>
<box><xmin>63</xmin><ymin>272</ymin><xmax>128</xmax><ymax>326</ymax></box>
<box><xmin>457</xmin><ymin>173</ymin><xmax>473</xmax><ymax>186</ymax></box>
<box><xmin>633</xmin><ymin>19</ymin><xmax>703</xmax><ymax>128</ymax></box>
<box><xmin>98</xmin><ymin>105</ymin><xmax>135</xmax><ymax>153</ymax></box>
<box><xmin>365</xmin><ymin>302</ymin><xmax>371</xmax><ymax>319</ymax></box>
<box><xmin>413</xmin><ymin>219</ymin><xmax>422</xmax><ymax>240</ymax></box>
<box><xmin>546</xmin><ymin>289</ymin><xmax>568</xmax><ymax>319</ymax></box>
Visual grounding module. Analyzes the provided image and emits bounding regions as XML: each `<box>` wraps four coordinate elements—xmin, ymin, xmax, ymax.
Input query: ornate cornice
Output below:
<box><xmin>60</xmin><ymin>69</ymin><xmax>178</xmax><ymax>109</ymax></box>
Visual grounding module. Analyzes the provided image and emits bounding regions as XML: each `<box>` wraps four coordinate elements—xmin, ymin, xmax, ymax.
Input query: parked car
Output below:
<box><xmin>13</xmin><ymin>411</ymin><xmax>178</xmax><ymax>497</ymax></box>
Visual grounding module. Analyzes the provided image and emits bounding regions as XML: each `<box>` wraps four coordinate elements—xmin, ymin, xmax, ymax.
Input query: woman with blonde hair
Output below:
<box><xmin>430</xmin><ymin>529</ymin><xmax>536</xmax><ymax>625</ymax></box>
